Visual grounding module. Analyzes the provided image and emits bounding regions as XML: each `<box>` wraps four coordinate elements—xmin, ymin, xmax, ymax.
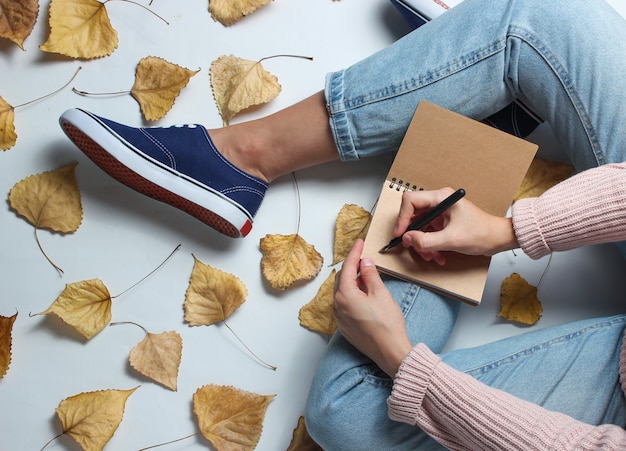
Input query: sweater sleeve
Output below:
<box><xmin>511</xmin><ymin>163</ymin><xmax>626</xmax><ymax>259</ymax></box>
<box><xmin>388</xmin><ymin>344</ymin><xmax>626</xmax><ymax>450</ymax></box>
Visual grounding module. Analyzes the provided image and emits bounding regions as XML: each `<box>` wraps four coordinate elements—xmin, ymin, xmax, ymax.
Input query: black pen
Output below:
<box><xmin>379</xmin><ymin>188</ymin><xmax>466</xmax><ymax>253</ymax></box>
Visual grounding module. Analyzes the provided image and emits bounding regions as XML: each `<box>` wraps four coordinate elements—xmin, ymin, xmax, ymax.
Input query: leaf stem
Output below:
<box><xmin>223</xmin><ymin>320</ymin><xmax>277</xmax><ymax>371</ymax></box>
<box><xmin>40</xmin><ymin>432</ymin><xmax>64</xmax><ymax>451</ymax></box>
<box><xmin>291</xmin><ymin>172</ymin><xmax>301</xmax><ymax>235</ymax></box>
<box><xmin>14</xmin><ymin>67</ymin><xmax>82</xmax><ymax>110</ymax></box>
<box><xmin>104</xmin><ymin>0</ymin><xmax>170</xmax><ymax>25</ymax></box>
<box><xmin>138</xmin><ymin>433</ymin><xmax>199</xmax><ymax>450</ymax></box>
<box><xmin>112</xmin><ymin>244</ymin><xmax>181</xmax><ymax>298</ymax></box>
<box><xmin>72</xmin><ymin>88</ymin><xmax>130</xmax><ymax>97</ymax></box>
<box><xmin>537</xmin><ymin>253</ymin><xmax>553</xmax><ymax>288</ymax></box>
<box><xmin>259</xmin><ymin>54</ymin><xmax>314</xmax><ymax>63</ymax></box>
<box><xmin>35</xmin><ymin>229</ymin><xmax>64</xmax><ymax>275</ymax></box>
<box><xmin>110</xmin><ymin>321</ymin><xmax>149</xmax><ymax>335</ymax></box>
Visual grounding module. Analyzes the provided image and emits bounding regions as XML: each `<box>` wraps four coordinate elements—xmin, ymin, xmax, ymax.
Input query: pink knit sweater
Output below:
<box><xmin>387</xmin><ymin>163</ymin><xmax>626</xmax><ymax>449</ymax></box>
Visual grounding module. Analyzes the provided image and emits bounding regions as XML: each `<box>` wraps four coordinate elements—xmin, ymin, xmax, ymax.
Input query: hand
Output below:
<box><xmin>333</xmin><ymin>239</ymin><xmax>413</xmax><ymax>378</ymax></box>
<box><xmin>394</xmin><ymin>187</ymin><xmax>519</xmax><ymax>265</ymax></box>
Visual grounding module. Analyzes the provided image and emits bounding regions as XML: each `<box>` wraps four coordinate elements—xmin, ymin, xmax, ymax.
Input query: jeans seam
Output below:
<box><xmin>507</xmin><ymin>25</ymin><xmax>604</xmax><ymax>166</ymax></box>
<box><xmin>462</xmin><ymin>316</ymin><xmax>626</xmax><ymax>376</ymax></box>
<box><xmin>342</xmin><ymin>41</ymin><xmax>507</xmax><ymax>114</ymax></box>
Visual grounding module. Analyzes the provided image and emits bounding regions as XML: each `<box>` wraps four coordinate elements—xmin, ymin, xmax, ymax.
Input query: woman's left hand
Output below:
<box><xmin>333</xmin><ymin>239</ymin><xmax>413</xmax><ymax>378</ymax></box>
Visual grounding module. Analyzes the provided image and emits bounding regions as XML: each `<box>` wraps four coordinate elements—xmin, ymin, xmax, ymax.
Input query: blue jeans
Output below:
<box><xmin>306</xmin><ymin>0</ymin><xmax>626</xmax><ymax>448</ymax></box>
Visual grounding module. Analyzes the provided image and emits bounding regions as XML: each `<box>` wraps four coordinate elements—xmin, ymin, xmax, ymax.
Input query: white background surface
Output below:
<box><xmin>2</xmin><ymin>1</ymin><xmax>626</xmax><ymax>450</ymax></box>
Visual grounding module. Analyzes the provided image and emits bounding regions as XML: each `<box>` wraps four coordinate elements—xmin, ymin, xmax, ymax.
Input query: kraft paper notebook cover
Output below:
<box><xmin>362</xmin><ymin>102</ymin><xmax>538</xmax><ymax>305</ymax></box>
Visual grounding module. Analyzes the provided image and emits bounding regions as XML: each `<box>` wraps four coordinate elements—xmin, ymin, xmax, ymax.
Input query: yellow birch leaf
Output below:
<box><xmin>128</xmin><ymin>329</ymin><xmax>182</xmax><ymax>391</ymax></box>
<box><xmin>208</xmin><ymin>0</ymin><xmax>273</xmax><ymax>26</ymax></box>
<box><xmin>8</xmin><ymin>162</ymin><xmax>83</xmax><ymax>273</ymax></box>
<box><xmin>332</xmin><ymin>204</ymin><xmax>371</xmax><ymax>265</ymax></box>
<box><xmin>131</xmin><ymin>56</ymin><xmax>200</xmax><ymax>121</ymax></box>
<box><xmin>193</xmin><ymin>384</ymin><xmax>275</xmax><ymax>451</ymax></box>
<box><xmin>39</xmin><ymin>0</ymin><xmax>118</xmax><ymax>59</ymax></box>
<box><xmin>0</xmin><ymin>313</ymin><xmax>18</xmax><ymax>379</ymax></box>
<box><xmin>9</xmin><ymin>162</ymin><xmax>83</xmax><ymax>233</ymax></box>
<box><xmin>0</xmin><ymin>96</ymin><xmax>17</xmax><ymax>151</ymax></box>
<box><xmin>499</xmin><ymin>273</ymin><xmax>543</xmax><ymax>325</ymax></box>
<box><xmin>514</xmin><ymin>157</ymin><xmax>574</xmax><ymax>201</ymax></box>
<box><xmin>184</xmin><ymin>255</ymin><xmax>247</xmax><ymax>326</ymax></box>
<box><xmin>260</xmin><ymin>234</ymin><xmax>323</xmax><ymax>291</ymax></box>
<box><xmin>210</xmin><ymin>54</ymin><xmax>281</xmax><ymax>126</ymax></box>
<box><xmin>35</xmin><ymin>279</ymin><xmax>112</xmax><ymax>340</ymax></box>
<box><xmin>0</xmin><ymin>0</ymin><xmax>39</xmax><ymax>49</ymax></box>
<box><xmin>299</xmin><ymin>270</ymin><xmax>337</xmax><ymax>335</ymax></box>
<box><xmin>287</xmin><ymin>416</ymin><xmax>323</xmax><ymax>451</ymax></box>
<box><xmin>55</xmin><ymin>387</ymin><xmax>138</xmax><ymax>451</ymax></box>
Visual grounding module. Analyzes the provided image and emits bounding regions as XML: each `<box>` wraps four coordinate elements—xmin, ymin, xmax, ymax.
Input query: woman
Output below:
<box><xmin>59</xmin><ymin>0</ymin><xmax>626</xmax><ymax>447</ymax></box>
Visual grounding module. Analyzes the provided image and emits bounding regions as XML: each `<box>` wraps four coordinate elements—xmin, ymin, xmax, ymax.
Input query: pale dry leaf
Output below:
<box><xmin>0</xmin><ymin>0</ymin><xmax>39</xmax><ymax>49</ymax></box>
<box><xmin>8</xmin><ymin>162</ymin><xmax>83</xmax><ymax>233</ymax></box>
<box><xmin>260</xmin><ymin>234</ymin><xmax>323</xmax><ymax>291</ymax></box>
<box><xmin>131</xmin><ymin>56</ymin><xmax>200</xmax><ymax>121</ymax></box>
<box><xmin>193</xmin><ymin>384</ymin><xmax>275</xmax><ymax>451</ymax></box>
<box><xmin>299</xmin><ymin>270</ymin><xmax>337</xmax><ymax>335</ymax></box>
<box><xmin>514</xmin><ymin>157</ymin><xmax>574</xmax><ymax>201</ymax></box>
<box><xmin>332</xmin><ymin>204</ymin><xmax>371</xmax><ymax>265</ymax></box>
<box><xmin>8</xmin><ymin>162</ymin><xmax>83</xmax><ymax>272</ymax></box>
<box><xmin>0</xmin><ymin>96</ymin><xmax>16</xmax><ymax>151</ymax></box>
<box><xmin>0</xmin><ymin>313</ymin><xmax>18</xmax><ymax>379</ymax></box>
<box><xmin>55</xmin><ymin>387</ymin><xmax>138</xmax><ymax>451</ymax></box>
<box><xmin>129</xmin><ymin>330</ymin><xmax>182</xmax><ymax>391</ymax></box>
<box><xmin>287</xmin><ymin>416</ymin><xmax>323</xmax><ymax>451</ymax></box>
<box><xmin>208</xmin><ymin>0</ymin><xmax>273</xmax><ymax>26</ymax></box>
<box><xmin>184</xmin><ymin>255</ymin><xmax>247</xmax><ymax>326</ymax></box>
<box><xmin>40</xmin><ymin>0</ymin><xmax>118</xmax><ymax>59</ymax></box>
<box><xmin>499</xmin><ymin>273</ymin><xmax>543</xmax><ymax>325</ymax></box>
<box><xmin>210</xmin><ymin>54</ymin><xmax>281</xmax><ymax>126</ymax></box>
<box><xmin>35</xmin><ymin>279</ymin><xmax>112</xmax><ymax>340</ymax></box>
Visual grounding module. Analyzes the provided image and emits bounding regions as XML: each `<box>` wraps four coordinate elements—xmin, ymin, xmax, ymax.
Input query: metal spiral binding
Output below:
<box><xmin>389</xmin><ymin>177</ymin><xmax>419</xmax><ymax>192</ymax></box>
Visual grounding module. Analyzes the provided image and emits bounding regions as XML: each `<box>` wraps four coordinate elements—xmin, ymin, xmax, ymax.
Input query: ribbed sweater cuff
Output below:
<box><xmin>387</xmin><ymin>344</ymin><xmax>440</xmax><ymax>424</ymax></box>
<box><xmin>511</xmin><ymin>198</ymin><xmax>549</xmax><ymax>259</ymax></box>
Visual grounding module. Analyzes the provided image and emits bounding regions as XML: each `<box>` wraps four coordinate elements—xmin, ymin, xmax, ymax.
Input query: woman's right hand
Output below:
<box><xmin>394</xmin><ymin>187</ymin><xmax>519</xmax><ymax>265</ymax></box>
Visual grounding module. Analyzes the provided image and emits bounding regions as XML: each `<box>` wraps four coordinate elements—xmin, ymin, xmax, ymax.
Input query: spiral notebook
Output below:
<box><xmin>362</xmin><ymin>102</ymin><xmax>538</xmax><ymax>305</ymax></box>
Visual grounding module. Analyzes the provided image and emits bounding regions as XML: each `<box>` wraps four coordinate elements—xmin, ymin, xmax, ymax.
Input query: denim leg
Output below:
<box><xmin>442</xmin><ymin>315</ymin><xmax>626</xmax><ymax>426</ymax></box>
<box><xmin>326</xmin><ymin>0</ymin><xmax>626</xmax><ymax>172</ymax></box>
<box><xmin>305</xmin><ymin>278</ymin><xmax>460</xmax><ymax>450</ymax></box>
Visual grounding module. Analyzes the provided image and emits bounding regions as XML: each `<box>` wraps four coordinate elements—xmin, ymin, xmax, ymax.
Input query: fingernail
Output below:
<box><xmin>361</xmin><ymin>258</ymin><xmax>375</xmax><ymax>267</ymax></box>
<box><xmin>403</xmin><ymin>235</ymin><xmax>412</xmax><ymax>246</ymax></box>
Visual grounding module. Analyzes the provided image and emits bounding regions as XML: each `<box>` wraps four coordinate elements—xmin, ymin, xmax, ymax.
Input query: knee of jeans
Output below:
<box><xmin>304</xmin><ymin>383</ymin><xmax>359</xmax><ymax>448</ymax></box>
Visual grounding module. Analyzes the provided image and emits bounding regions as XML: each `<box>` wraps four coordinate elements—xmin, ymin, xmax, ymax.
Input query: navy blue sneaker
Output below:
<box><xmin>59</xmin><ymin>109</ymin><xmax>268</xmax><ymax>237</ymax></box>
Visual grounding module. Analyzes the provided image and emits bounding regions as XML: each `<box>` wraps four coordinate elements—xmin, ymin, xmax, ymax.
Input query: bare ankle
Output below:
<box><xmin>207</xmin><ymin>126</ymin><xmax>272</xmax><ymax>184</ymax></box>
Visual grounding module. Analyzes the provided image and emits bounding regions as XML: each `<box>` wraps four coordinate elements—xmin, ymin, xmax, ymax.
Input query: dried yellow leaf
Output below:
<box><xmin>514</xmin><ymin>157</ymin><xmax>574</xmax><ymax>201</ymax></box>
<box><xmin>8</xmin><ymin>162</ymin><xmax>83</xmax><ymax>273</ymax></box>
<box><xmin>35</xmin><ymin>279</ymin><xmax>112</xmax><ymax>340</ymax></box>
<box><xmin>499</xmin><ymin>273</ymin><xmax>543</xmax><ymax>325</ymax></box>
<box><xmin>0</xmin><ymin>313</ymin><xmax>17</xmax><ymax>379</ymax></box>
<box><xmin>0</xmin><ymin>0</ymin><xmax>39</xmax><ymax>49</ymax></box>
<box><xmin>299</xmin><ymin>270</ymin><xmax>337</xmax><ymax>335</ymax></box>
<box><xmin>332</xmin><ymin>204</ymin><xmax>371</xmax><ymax>265</ymax></box>
<box><xmin>0</xmin><ymin>96</ymin><xmax>16</xmax><ymax>151</ymax></box>
<box><xmin>39</xmin><ymin>0</ymin><xmax>118</xmax><ymax>59</ymax></box>
<box><xmin>131</xmin><ymin>56</ymin><xmax>200</xmax><ymax>121</ymax></box>
<box><xmin>184</xmin><ymin>255</ymin><xmax>247</xmax><ymax>326</ymax></box>
<box><xmin>9</xmin><ymin>162</ymin><xmax>83</xmax><ymax>233</ymax></box>
<box><xmin>56</xmin><ymin>387</ymin><xmax>138</xmax><ymax>451</ymax></box>
<box><xmin>210</xmin><ymin>54</ymin><xmax>281</xmax><ymax>126</ymax></box>
<box><xmin>208</xmin><ymin>0</ymin><xmax>273</xmax><ymax>26</ymax></box>
<box><xmin>193</xmin><ymin>384</ymin><xmax>275</xmax><ymax>451</ymax></box>
<box><xmin>260</xmin><ymin>234</ymin><xmax>323</xmax><ymax>291</ymax></box>
<box><xmin>129</xmin><ymin>330</ymin><xmax>182</xmax><ymax>391</ymax></box>
<box><xmin>287</xmin><ymin>416</ymin><xmax>323</xmax><ymax>451</ymax></box>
